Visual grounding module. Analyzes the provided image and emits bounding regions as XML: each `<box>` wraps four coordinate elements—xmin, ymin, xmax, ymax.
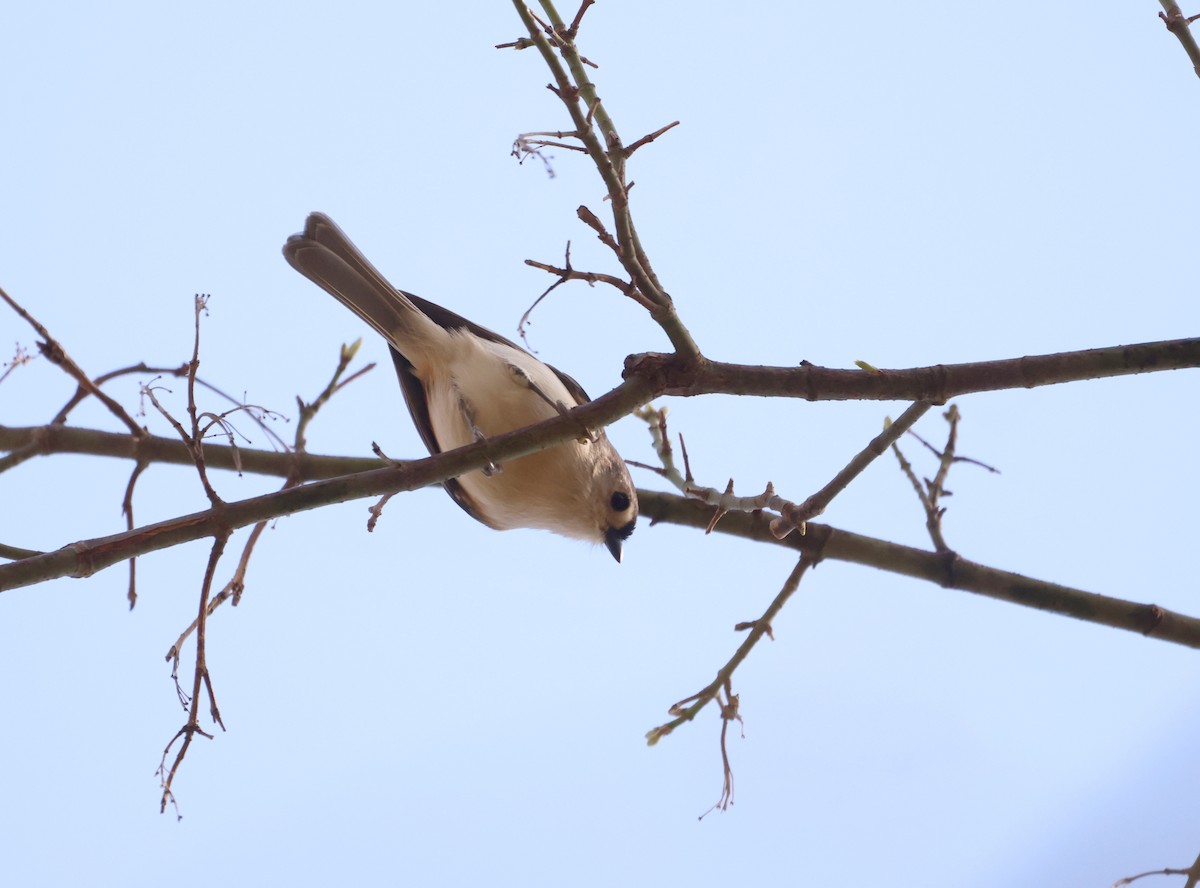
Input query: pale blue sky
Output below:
<box><xmin>2</xmin><ymin>3</ymin><xmax>1197</xmax><ymax>886</ymax></box>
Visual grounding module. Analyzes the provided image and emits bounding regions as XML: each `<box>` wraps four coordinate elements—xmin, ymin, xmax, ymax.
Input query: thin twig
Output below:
<box><xmin>624</xmin><ymin>120</ymin><xmax>680</xmax><ymax>157</ymax></box>
<box><xmin>524</xmin><ymin>258</ymin><xmax>653</xmax><ymax>311</ymax></box>
<box><xmin>0</xmin><ymin>284</ymin><xmax>146</xmax><ymax>436</ymax></box>
<box><xmin>0</xmin><ymin>343</ymin><xmax>32</xmax><ymax>385</ymax></box>
<box><xmin>892</xmin><ymin>404</ymin><xmax>997</xmax><ymax>552</ymax></box>
<box><xmin>634</xmin><ymin>402</ymin><xmax>932</xmax><ymax>538</ymax></box>
<box><xmin>121</xmin><ymin>459</ymin><xmax>150</xmax><ymax>608</ymax></box>
<box><xmin>165</xmin><ymin>343</ymin><xmax>373</xmax><ymax>659</ymax></box>
<box><xmin>510</xmin><ymin>0</ymin><xmax>701</xmax><ymax>357</ymax></box>
<box><xmin>52</xmin><ymin>362</ymin><xmax>188</xmax><ymax>425</ymax></box>
<box><xmin>770</xmin><ymin>401</ymin><xmax>933</xmax><ymax>537</ymax></box>
<box><xmin>698</xmin><ymin>678</ymin><xmax>743</xmax><ymax>819</ymax></box>
<box><xmin>576</xmin><ymin>205</ymin><xmax>622</xmax><ymax>254</ymax></box>
<box><xmin>0</xmin><ymin>542</ymin><xmax>44</xmax><ymax>560</ymax></box>
<box><xmin>158</xmin><ymin>529</ymin><xmax>230</xmax><ymax>817</ymax></box>
<box><xmin>647</xmin><ymin>554</ymin><xmax>813</xmax><ymax>746</ymax></box>
<box><xmin>565</xmin><ymin>0</ymin><xmax>594</xmax><ymax>38</ymax></box>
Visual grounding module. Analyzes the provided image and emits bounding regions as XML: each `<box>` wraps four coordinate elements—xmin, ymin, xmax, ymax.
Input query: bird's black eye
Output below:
<box><xmin>610</xmin><ymin>491</ymin><xmax>631</xmax><ymax>512</ymax></box>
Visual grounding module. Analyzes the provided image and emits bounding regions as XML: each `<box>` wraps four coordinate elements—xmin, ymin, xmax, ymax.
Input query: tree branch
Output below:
<box><xmin>627</xmin><ymin>337</ymin><xmax>1200</xmax><ymax>400</ymax></box>
<box><xmin>637</xmin><ymin>490</ymin><xmax>1200</xmax><ymax>649</ymax></box>
<box><xmin>1159</xmin><ymin>1</ymin><xmax>1200</xmax><ymax>79</ymax></box>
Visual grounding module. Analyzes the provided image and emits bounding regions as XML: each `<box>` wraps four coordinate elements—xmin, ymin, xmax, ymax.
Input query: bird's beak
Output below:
<box><xmin>604</xmin><ymin>528</ymin><xmax>624</xmax><ymax>563</ymax></box>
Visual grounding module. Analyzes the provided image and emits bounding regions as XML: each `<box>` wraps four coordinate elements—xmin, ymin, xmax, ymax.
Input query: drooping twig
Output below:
<box><xmin>166</xmin><ymin>341</ymin><xmax>373</xmax><ymax>660</ymax></box>
<box><xmin>698</xmin><ymin>678</ymin><xmax>743</xmax><ymax>819</ymax></box>
<box><xmin>158</xmin><ymin>529</ymin><xmax>229</xmax><ymax>818</ymax></box>
<box><xmin>647</xmin><ymin>554</ymin><xmax>813</xmax><ymax>746</ymax></box>
<box><xmin>120</xmin><ymin>459</ymin><xmax>150</xmax><ymax>608</ymax></box>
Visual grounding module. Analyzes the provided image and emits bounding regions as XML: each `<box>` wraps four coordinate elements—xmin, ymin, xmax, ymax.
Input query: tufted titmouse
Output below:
<box><xmin>283</xmin><ymin>212</ymin><xmax>637</xmax><ymax>561</ymax></box>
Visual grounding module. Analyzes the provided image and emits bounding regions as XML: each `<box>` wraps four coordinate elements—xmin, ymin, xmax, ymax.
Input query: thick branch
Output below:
<box><xmin>4</xmin><ymin>337</ymin><xmax>1197</xmax><ymax>613</ymax></box>
<box><xmin>0</xmin><ymin>423</ymin><xmax>380</xmax><ymax>480</ymax></box>
<box><xmin>627</xmin><ymin>337</ymin><xmax>1200</xmax><ymax>400</ymax></box>
<box><xmin>638</xmin><ymin>490</ymin><xmax>1200</xmax><ymax>650</ymax></box>
<box><xmin>6</xmin><ymin>336</ymin><xmax>1196</xmax><ymax>478</ymax></box>
<box><xmin>1159</xmin><ymin>1</ymin><xmax>1200</xmax><ymax>78</ymax></box>
<box><xmin>0</xmin><ymin>375</ymin><xmax>655</xmax><ymax>591</ymax></box>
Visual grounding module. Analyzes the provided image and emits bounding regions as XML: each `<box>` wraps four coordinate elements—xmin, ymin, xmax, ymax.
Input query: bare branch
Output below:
<box><xmin>166</xmin><ymin>343</ymin><xmax>372</xmax><ymax>657</ymax></box>
<box><xmin>625</xmin><ymin>337</ymin><xmax>1200</xmax><ymax>402</ymax></box>
<box><xmin>624</xmin><ymin>120</ymin><xmax>680</xmax><ymax>158</ymax></box>
<box><xmin>770</xmin><ymin>400</ymin><xmax>932</xmax><ymax>537</ymax></box>
<box><xmin>647</xmin><ymin>555</ymin><xmax>813</xmax><ymax>746</ymax></box>
<box><xmin>1159</xmin><ymin>2</ymin><xmax>1200</xmax><ymax>78</ymax></box>
<box><xmin>0</xmin><ymin>283</ymin><xmax>146</xmax><ymax>436</ymax></box>
<box><xmin>0</xmin><ymin>343</ymin><xmax>32</xmax><ymax>385</ymax></box>
<box><xmin>158</xmin><ymin>529</ymin><xmax>231</xmax><ymax>815</ymax></box>
<box><xmin>638</xmin><ymin>488</ymin><xmax>1200</xmax><ymax>649</ymax></box>
<box><xmin>576</xmin><ymin>204</ymin><xmax>621</xmax><ymax>254</ymax></box>
<box><xmin>891</xmin><ymin>404</ymin><xmax>999</xmax><ymax>553</ymax></box>
<box><xmin>120</xmin><ymin>459</ymin><xmax>150</xmax><ymax>608</ymax></box>
<box><xmin>4</xmin><ymin>335</ymin><xmax>1197</xmax><ymax>585</ymax></box>
<box><xmin>635</xmin><ymin>401</ymin><xmax>932</xmax><ymax>538</ymax></box>
<box><xmin>509</xmin><ymin>0</ymin><xmax>700</xmax><ymax>357</ymax></box>
<box><xmin>564</xmin><ymin>0</ymin><xmax>594</xmax><ymax>38</ymax></box>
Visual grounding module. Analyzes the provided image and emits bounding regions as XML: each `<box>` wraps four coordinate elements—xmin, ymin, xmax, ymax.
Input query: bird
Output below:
<box><xmin>282</xmin><ymin>212</ymin><xmax>637</xmax><ymax>561</ymax></box>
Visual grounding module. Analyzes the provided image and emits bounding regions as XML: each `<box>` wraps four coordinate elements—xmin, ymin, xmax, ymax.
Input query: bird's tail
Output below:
<box><xmin>283</xmin><ymin>212</ymin><xmax>437</xmax><ymax>350</ymax></box>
